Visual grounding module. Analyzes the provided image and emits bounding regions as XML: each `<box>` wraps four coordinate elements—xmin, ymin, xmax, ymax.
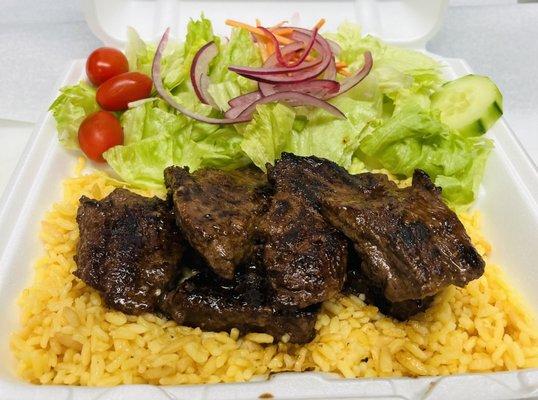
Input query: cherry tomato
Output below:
<box><xmin>86</xmin><ymin>47</ymin><xmax>129</xmax><ymax>86</ymax></box>
<box><xmin>78</xmin><ymin>111</ymin><xmax>123</xmax><ymax>162</ymax></box>
<box><xmin>96</xmin><ymin>72</ymin><xmax>153</xmax><ymax>111</ymax></box>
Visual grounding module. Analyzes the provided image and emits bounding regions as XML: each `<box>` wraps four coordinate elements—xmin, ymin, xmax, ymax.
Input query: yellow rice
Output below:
<box><xmin>10</xmin><ymin>159</ymin><xmax>538</xmax><ymax>385</ymax></box>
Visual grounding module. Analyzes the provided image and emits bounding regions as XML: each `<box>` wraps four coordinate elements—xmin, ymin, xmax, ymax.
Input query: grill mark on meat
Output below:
<box><xmin>160</xmin><ymin>251</ymin><xmax>319</xmax><ymax>343</ymax></box>
<box><xmin>164</xmin><ymin>166</ymin><xmax>269</xmax><ymax>280</ymax></box>
<box><xmin>259</xmin><ymin>161</ymin><xmax>348</xmax><ymax>308</ymax></box>
<box><xmin>273</xmin><ymin>153</ymin><xmax>485</xmax><ymax>303</ymax></box>
<box><xmin>344</xmin><ymin>249</ymin><xmax>433</xmax><ymax>320</ymax></box>
<box><xmin>74</xmin><ymin>154</ymin><xmax>486</xmax><ymax>340</ymax></box>
<box><xmin>74</xmin><ymin>189</ymin><xmax>184</xmax><ymax>314</ymax></box>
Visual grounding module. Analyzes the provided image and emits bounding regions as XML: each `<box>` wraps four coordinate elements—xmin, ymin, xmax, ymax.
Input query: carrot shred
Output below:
<box><xmin>314</xmin><ymin>18</ymin><xmax>326</xmax><ymax>30</ymax></box>
<box><xmin>225</xmin><ymin>19</ymin><xmax>292</xmax><ymax>44</ymax></box>
<box><xmin>272</xmin><ymin>27</ymin><xmax>294</xmax><ymax>36</ymax></box>
<box><xmin>335</xmin><ymin>61</ymin><xmax>348</xmax><ymax>68</ymax></box>
<box><xmin>338</xmin><ymin>68</ymin><xmax>352</xmax><ymax>77</ymax></box>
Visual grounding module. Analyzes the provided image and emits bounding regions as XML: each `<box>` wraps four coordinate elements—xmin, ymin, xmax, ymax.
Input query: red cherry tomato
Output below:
<box><xmin>78</xmin><ymin>111</ymin><xmax>124</xmax><ymax>162</ymax></box>
<box><xmin>86</xmin><ymin>47</ymin><xmax>129</xmax><ymax>86</ymax></box>
<box><xmin>96</xmin><ymin>72</ymin><xmax>153</xmax><ymax>111</ymax></box>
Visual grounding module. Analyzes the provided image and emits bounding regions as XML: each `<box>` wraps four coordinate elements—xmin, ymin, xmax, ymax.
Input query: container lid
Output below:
<box><xmin>82</xmin><ymin>0</ymin><xmax>448</xmax><ymax>49</ymax></box>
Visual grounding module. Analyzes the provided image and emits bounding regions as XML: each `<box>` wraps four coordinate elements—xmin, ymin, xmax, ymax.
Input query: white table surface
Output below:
<box><xmin>0</xmin><ymin>0</ymin><xmax>536</xmax><ymax>198</ymax></box>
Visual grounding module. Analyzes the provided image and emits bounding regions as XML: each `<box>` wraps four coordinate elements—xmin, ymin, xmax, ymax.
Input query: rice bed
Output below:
<box><xmin>10</xmin><ymin>164</ymin><xmax>538</xmax><ymax>385</ymax></box>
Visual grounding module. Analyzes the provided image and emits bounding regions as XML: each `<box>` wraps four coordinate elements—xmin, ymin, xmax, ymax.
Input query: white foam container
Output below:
<box><xmin>1</xmin><ymin>0</ymin><xmax>537</xmax><ymax>398</ymax></box>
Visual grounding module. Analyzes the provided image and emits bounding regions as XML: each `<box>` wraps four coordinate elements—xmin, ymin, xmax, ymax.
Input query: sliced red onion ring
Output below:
<box><xmin>259</xmin><ymin>79</ymin><xmax>340</xmax><ymax>97</ymax></box>
<box><xmin>290</xmin><ymin>28</ymin><xmax>332</xmax><ymax>54</ymax></box>
<box><xmin>233</xmin><ymin>39</ymin><xmax>331</xmax><ymax>83</ymax></box>
<box><xmin>152</xmin><ymin>29</ymin><xmax>250</xmax><ymax>124</ymax></box>
<box><xmin>322</xmin><ymin>56</ymin><xmax>337</xmax><ymax>80</ymax></box>
<box><xmin>262</xmin><ymin>41</ymin><xmax>305</xmax><ymax>67</ymax></box>
<box><xmin>326</xmin><ymin>38</ymin><xmax>341</xmax><ymax>55</ymax></box>
<box><xmin>190</xmin><ymin>41</ymin><xmax>218</xmax><ymax>107</ymax></box>
<box><xmin>229</xmin><ymin>57</ymin><xmax>321</xmax><ymax>76</ymax></box>
<box><xmin>228</xmin><ymin>91</ymin><xmax>262</xmax><ymax>108</ymax></box>
<box><xmin>257</xmin><ymin>42</ymin><xmax>310</xmax><ymax>94</ymax></box>
<box><xmin>259</xmin><ymin>26</ymin><xmax>319</xmax><ymax>68</ymax></box>
<box><xmin>236</xmin><ymin>91</ymin><xmax>345</xmax><ymax>119</ymax></box>
<box><xmin>228</xmin><ymin>33</ymin><xmax>328</xmax><ymax>80</ymax></box>
<box><xmin>326</xmin><ymin>51</ymin><xmax>373</xmax><ymax>98</ymax></box>
<box><xmin>224</xmin><ymin>103</ymin><xmax>251</xmax><ymax>119</ymax></box>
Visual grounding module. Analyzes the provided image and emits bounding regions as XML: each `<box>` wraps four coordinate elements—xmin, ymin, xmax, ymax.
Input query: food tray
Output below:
<box><xmin>1</xmin><ymin>1</ymin><xmax>537</xmax><ymax>399</ymax></box>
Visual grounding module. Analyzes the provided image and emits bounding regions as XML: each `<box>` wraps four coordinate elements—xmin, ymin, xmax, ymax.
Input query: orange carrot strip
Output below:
<box><xmin>335</xmin><ymin>61</ymin><xmax>348</xmax><ymax>68</ymax></box>
<box><xmin>272</xmin><ymin>27</ymin><xmax>294</xmax><ymax>36</ymax></box>
<box><xmin>225</xmin><ymin>19</ymin><xmax>292</xmax><ymax>44</ymax></box>
<box><xmin>314</xmin><ymin>18</ymin><xmax>326</xmax><ymax>30</ymax></box>
<box><xmin>338</xmin><ymin>68</ymin><xmax>352</xmax><ymax>77</ymax></box>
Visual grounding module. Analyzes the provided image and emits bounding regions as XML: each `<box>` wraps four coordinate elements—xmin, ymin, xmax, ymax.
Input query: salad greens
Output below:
<box><xmin>49</xmin><ymin>17</ymin><xmax>494</xmax><ymax>208</ymax></box>
<box><xmin>49</xmin><ymin>83</ymin><xmax>99</xmax><ymax>149</ymax></box>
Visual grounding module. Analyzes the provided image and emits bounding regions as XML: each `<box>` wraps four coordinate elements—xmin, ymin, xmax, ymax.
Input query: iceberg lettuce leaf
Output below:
<box><xmin>49</xmin><ymin>82</ymin><xmax>99</xmax><ymax>149</ymax></box>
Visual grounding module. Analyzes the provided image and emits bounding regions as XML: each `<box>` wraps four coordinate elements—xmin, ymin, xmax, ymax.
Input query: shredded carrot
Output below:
<box><xmin>335</xmin><ymin>61</ymin><xmax>347</xmax><ymax>68</ymax></box>
<box><xmin>314</xmin><ymin>18</ymin><xmax>326</xmax><ymax>30</ymax></box>
<box><xmin>272</xmin><ymin>27</ymin><xmax>294</xmax><ymax>36</ymax></box>
<box><xmin>338</xmin><ymin>68</ymin><xmax>352</xmax><ymax>77</ymax></box>
<box><xmin>266</xmin><ymin>40</ymin><xmax>276</xmax><ymax>56</ymax></box>
<box><xmin>225</xmin><ymin>20</ymin><xmax>293</xmax><ymax>44</ymax></box>
<box><xmin>228</xmin><ymin>18</ymin><xmax>328</xmax><ymax>64</ymax></box>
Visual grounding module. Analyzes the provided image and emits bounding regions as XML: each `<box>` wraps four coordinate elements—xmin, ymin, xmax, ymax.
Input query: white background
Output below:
<box><xmin>0</xmin><ymin>0</ymin><xmax>536</xmax><ymax>197</ymax></box>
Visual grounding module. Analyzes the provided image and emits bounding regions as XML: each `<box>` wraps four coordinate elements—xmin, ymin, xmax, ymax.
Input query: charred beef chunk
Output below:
<box><xmin>260</xmin><ymin>162</ymin><xmax>348</xmax><ymax>308</ymax></box>
<box><xmin>160</xmin><ymin>255</ymin><xmax>319</xmax><ymax>344</ymax></box>
<box><xmin>164</xmin><ymin>166</ymin><xmax>269</xmax><ymax>280</ymax></box>
<box><xmin>344</xmin><ymin>250</ymin><xmax>432</xmax><ymax>320</ymax></box>
<box><xmin>273</xmin><ymin>153</ymin><xmax>485</xmax><ymax>303</ymax></box>
<box><xmin>74</xmin><ymin>189</ymin><xmax>184</xmax><ymax>315</ymax></box>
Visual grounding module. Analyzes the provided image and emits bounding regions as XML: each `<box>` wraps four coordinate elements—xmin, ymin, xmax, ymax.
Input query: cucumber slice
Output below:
<box><xmin>431</xmin><ymin>74</ymin><xmax>503</xmax><ymax>136</ymax></box>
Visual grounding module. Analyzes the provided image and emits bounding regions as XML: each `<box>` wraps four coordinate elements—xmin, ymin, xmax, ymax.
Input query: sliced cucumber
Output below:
<box><xmin>431</xmin><ymin>74</ymin><xmax>503</xmax><ymax>136</ymax></box>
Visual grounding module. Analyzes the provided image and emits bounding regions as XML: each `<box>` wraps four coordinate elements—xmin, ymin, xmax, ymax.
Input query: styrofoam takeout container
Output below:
<box><xmin>1</xmin><ymin>0</ymin><xmax>537</xmax><ymax>398</ymax></box>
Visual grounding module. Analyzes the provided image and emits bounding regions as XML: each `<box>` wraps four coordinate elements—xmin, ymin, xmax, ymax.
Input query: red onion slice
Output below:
<box><xmin>229</xmin><ymin>57</ymin><xmax>322</xmax><ymax>76</ymax></box>
<box><xmin>228</xmin><ymin>91</ymin><xmax>263</xmax><ymax>108</ymax></box>
<box><xmin>326</xmin><ymin>38</ymin><xmax>341</xmax><ymax>55</ymax></box>
<box><xmin>233</xmin><ymin>38</ymin><xmax>331</xmax><ymax>84</ymax></box>
<box><xmin>259</xmin><ymin>79</ymin><xmax>340</xmax><ymax>97</ymax></box>
<box><xmin>152</xmin><ymin>29</ymin><xmax>251</xmax><ymax>124</ymax></box>
<box><xmin>190</xmin><ymin>41</ymin><xmax>218</xmax><ymax>107</ymax></box>
<box><xmin>259</xmin><ymin>26</ymin><xmax>319</xmax><ymax>68</ymax></box>
<box><xmin>326</xmin><ymin>51</ymin><xmax>373</xmax><ymax>98</ymax></box>
<box><xmin>236</xmin><ymin>91</ymin><xmax>345</xmax><ymax>119</ymax></box>
<box><xmin>322</xmin><ymin>56</ymin><xmax>337</xmax><ymax>80</ymax></box>
<box><xmin>224</xmin><ymin>103</ymin><xmax>251</xmax><ymax>119</ymax></box>
<box><xmin>289</xmin><ymin>28</ymin><xmax>332</xmax><ymax>55</ymax></box>
<box><xmin>262</xmin><ymin>41</ymin><xmax>305</xmax><ymax>67</ymax></box>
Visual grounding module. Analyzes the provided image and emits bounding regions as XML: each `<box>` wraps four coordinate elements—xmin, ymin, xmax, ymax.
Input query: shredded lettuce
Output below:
<box><xmin>359</xmin><ymin>103</ymin><xmax>493</xmax><ymax>205</ymax></box>
<box><xmin>326</xmin><ymin>22</ymin><xmax>442</xmax><ymax>100</ymax></box>
<box><xmin>240</xmin><ymin>103</ymin><xmax>295</xmax><ymax>171</ymax></box>
<box><xmin>207</xmin><ymin>28</ymin><xmax>262</xmax><ymax>110</ymax></box>
<box><xmin>125</xmin><ymin>16</ymin><xmax>215</xmax><ymax>91</ymax></box>
<box><xmin>49</xmin><ymin>82</ymin><xmax>99</xmax><ymax>148</ymax></box>
<box><xmin>105</xmin><ymin>95</ymin><xmax>248</xmax><ymax>186</ymax></box>
<box><xmin>210</xmin><ymin>28</ymin><xmax>262</xmax><ymax>90</ymax></box>
<box><xmin>207</xmin><ymin>81</ymin><xmax>241</xmax><ymax>111</ymax></box>
<box><xmin>287</xmin><ymin>108</ymin><xmax>361</xmax><ymax>170</ymax></box>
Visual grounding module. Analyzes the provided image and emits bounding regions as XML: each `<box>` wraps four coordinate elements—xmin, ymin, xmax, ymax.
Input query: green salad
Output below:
<box><xmin>49</xmin><ymin>17</ymin><xmax>502</xmax><ymax>209</ymax></box>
